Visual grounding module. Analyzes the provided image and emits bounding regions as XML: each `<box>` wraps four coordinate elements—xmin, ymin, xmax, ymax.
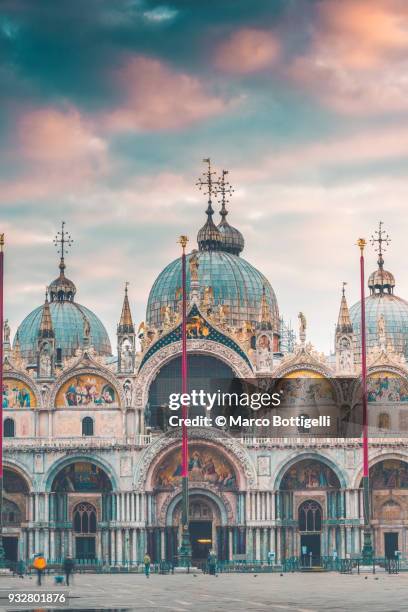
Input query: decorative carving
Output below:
<box><xmin>133</xmin><ymin>428</ymin><xmax>257</xmax><ymax>490</ymax></box>
<box><xmin>3</xmin><ymin>319</ymin><xmax>10</xmax><ymax>343</ymax></box>
<box><xmin>49</xmin><ymin>354</ymin><xmax>125</xmax><ymax>408</ymax></box>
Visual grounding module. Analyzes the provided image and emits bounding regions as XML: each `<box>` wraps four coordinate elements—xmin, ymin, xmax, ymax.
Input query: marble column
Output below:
<box><xmin>116</xmin><ymin>529</ymin><xmax>123</xmax><ymax>565</ymax></box>
<box><xmin>255</xmin><ymin>528</ymin><xmax>261</xmax><ymax>560</ymax></box>
<box><xmin>132</xmin><ymin>529</ymin><xmax>137</xmax><ymax>564</ymax></box>
<box><xmin>110</xmin><ymin>530</ymin><xmax>116</xmax><ymax>565</ymax></box>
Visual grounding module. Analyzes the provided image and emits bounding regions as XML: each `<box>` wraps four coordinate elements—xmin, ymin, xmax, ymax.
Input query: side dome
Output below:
<box><xmin>16</xmin><ymin>301</ymin><xmax>112</xmax><ymax>362</ymax></box>
<box><xmin>146</xmin><ymin>250</ymin><xmax>279</xmax><ymax>330</ymax></box>
<box><xmin>349</xmin><ymin>250</ymin><xmax>408</xmax><ymax>359</ymax></box>
<box><xmin>14</xmin><ymin>229</ymin><xmax>112</xmax><ymax>362</ymax></box>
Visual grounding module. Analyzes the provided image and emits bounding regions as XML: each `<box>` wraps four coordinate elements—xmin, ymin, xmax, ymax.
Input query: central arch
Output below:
<box><xmin>134</xmin><ymin>339</ymin><xmax>254</xmax><ymax>410</ymax></box>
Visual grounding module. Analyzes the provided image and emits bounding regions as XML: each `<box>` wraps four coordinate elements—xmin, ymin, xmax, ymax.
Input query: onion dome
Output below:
<box><xmin>349</xmin><ymin>224</ymin><xmax>408</xmax><ymax>359</ymax></box>
<box><xmin>49</xmin><ymin>257</ymin><xmax>76</xmax><ymax>302</ymax></box>
<box><xmin>217</xmin><ymin>169</ymin><xmax>244</xmax><ymax>256</ymax></box>
<box><xmin>197</xmin><ymin>201</ymin><xmax>223</xmax><ymax>252</ymax></box>
<box><xmin>368</xmin><ymin>254</ymin><xmax>395</xmax><ymax>295</ymax></box>
<box><xmin>14</xmin><ymin>223</ymin><xmax>111</xmax><ymax>362</ymax></box>
<box><xmin>196</xmin><ymin>158</ymin><xmax>223</xmax><ymax>252</ymax></box>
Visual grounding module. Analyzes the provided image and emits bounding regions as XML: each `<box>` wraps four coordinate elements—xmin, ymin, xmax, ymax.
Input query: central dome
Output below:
<box><xmin>147</xmin><ymin>164</ymin><xmax>279</xmax><ymax>331</ymax></box>
<box><xmin>147</xmin><ymin>250</ymin><xmax>279</xmax><ymax>329</ymax></box>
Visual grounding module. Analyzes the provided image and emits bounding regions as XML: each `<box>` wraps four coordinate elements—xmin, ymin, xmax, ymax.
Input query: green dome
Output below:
<box><xmin>350</xmin><ymin>254</ymin><xmax>408</xmax><ymax>359</ymax></box>
<box><xmin>14</xmin><ymin>258</ymin><xmax>111</xmax><ymax>362</ymax></box>
<box><xmin>15</xmin><ymin>300</ymin><xmax>112</xmax><ymax>363</ymax></box>
<box><xmin>350</xmin><ymin>293</ymin><xmax>408</xmax><ymax>360</ymax></box>
<box><xmin>146</xmin><ymin>250</ymin><xmax>279</xmax><ymax>330</ymax></box>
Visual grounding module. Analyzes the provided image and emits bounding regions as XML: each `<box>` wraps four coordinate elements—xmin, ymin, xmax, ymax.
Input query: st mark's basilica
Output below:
<box><xmin>2</xmin><ymin>167</ymin><xmax>408</xmax><ymax>568</ymax></box>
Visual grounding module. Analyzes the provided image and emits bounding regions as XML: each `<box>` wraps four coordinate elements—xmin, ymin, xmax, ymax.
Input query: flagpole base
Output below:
<box><xmin>361</xmin><ymin>528</ymin><xmax>374</xmax><ymax>563</ymax></box>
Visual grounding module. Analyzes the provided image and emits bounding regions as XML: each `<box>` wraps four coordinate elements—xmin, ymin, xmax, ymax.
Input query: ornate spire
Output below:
<box><xmin>50</xmin><ymin>221</ymin><xmax>76</xmax><ymax>302</ymax></box>
<box><xmin>258</xmin><ymin>286</ymin><xmax>273</xmax><ymax>330</ymax></box>
<box><xmin>118</xmin><ymin>282</ymin><xmax>134</xmax><ymax>334</ymax></box>
<box><xmin>368</xmin><ymin>222</ymin><xmax>395</xmax><ymax>295</ymax></box>
<box><xmin>38</xmin><ymin>287</ymin><xmax>55</xmax><ymax>339</ymax></box>
<box><xmin>216</xmin><ymin>169</ymin><xmax>244</xmax><ymax>255</ymax></box>
<box><xmin>336</xmin><ymin>282</ymin><xmax>353</xmax><ymax>334</ymax></box>
<box><xmin>196</xmin><ymin>158</ymin><xmax>223</xmax><ymax>252</ymax></box>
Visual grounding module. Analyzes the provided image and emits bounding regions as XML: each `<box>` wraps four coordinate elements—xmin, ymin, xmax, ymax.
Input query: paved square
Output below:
<box><xmin>0</xmin><ymin>571</ymin><xmax>408</xmax><ymax>611</ymax></box>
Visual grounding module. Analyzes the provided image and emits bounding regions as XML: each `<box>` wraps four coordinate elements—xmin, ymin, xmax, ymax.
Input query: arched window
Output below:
<box><xmin>299</xmin><ymin>500</ymin><xmax>322</xmax><ymax>532</ymax></box>
<box><xmin>73</xmin><ymin>502</ymin><xmax>97</xmax><ymax>534</ymax></box>
<box><xmin>82</xmin><ymin>417</ymin><xmax>94</xmax><ymax>436</ymax></box>
<box><xmin>378</xmin><ymin>413</ymin><xmax>390</xmax><ymax>430</ymax></box>
<box><xmin>2</xmin><ymin>499</ymin><xmax>22</xmax><ymax>526</ymax></box>
<box><xmin>4</xmin><ymin>418</ymin><xmax>15</xmax><ymax>438</ymax></box>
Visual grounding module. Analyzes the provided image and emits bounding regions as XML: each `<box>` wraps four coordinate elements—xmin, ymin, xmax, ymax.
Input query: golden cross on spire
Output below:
<box><xmin>53</xmin><ymin>220</ymin><xmax>73</xmax><ymax>260</ymax></box>
<box><xmin>342</xmin><ymin>281</ymin><xmax>347</xmax><ymax>297</ymax></box>
<box><xmin>371</xmin><ymin>221</ymin><xmax>390</xmax><ymax>257</ymax></box>
<box><xmin>196</xmin><ymin>158</ymin><xmax>219</xmax><ymax>208</ymax></box>
<box><xmin>125</xmin><ymin>281</ymin><xmax>129</xmax><ymax>295</ymax></box>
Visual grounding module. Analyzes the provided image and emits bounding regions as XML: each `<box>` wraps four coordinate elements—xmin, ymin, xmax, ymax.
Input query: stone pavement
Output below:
<box><xmin>0</xmin><ymin>571</ymin><xmax>407</xmax><ymax>611</ymax></box>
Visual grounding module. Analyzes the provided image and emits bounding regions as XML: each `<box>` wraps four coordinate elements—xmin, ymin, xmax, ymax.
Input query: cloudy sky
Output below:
<box><xmin>1</xmin><ymin>0</ymin><xmax>407</xmax><ymax>354</ymax></box>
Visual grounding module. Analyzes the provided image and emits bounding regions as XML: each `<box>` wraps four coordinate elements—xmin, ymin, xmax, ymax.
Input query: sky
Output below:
<box><xmin>1</xmin><ymin>0</ymin><xmax>408</xmax><ymax>354</ymax></box>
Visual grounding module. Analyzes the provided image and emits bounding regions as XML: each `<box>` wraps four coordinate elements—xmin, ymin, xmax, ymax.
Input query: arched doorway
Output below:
<box><xmin>3</xmin><ymin>468</ymin><xmax>29</xmax><ymax>562</ymax></box>
<box><xmin>151</xmin><ymin>442</ymin><xmax>240</xmax><ymax>563</ymax></box>
<box><xmin>279</xmin><ymin>458</ymin><xmax>341</xmax><ymax>562</ymax></box>
<box><xmin>51</xmin><ymin>461</ymin><xmax>112</xmax><ymax>561</ymax></box>
<box><xmin>172</xmin><ymin>495</ymin><xmax>219</xmax><ymax>564</ymax></box>
<box><xmin>361</xmin><ymin>459</ymin><xmax>408</xmax><ymax>558</ymax></box>
<box><xmin>298</xmin><ymin>500</ymin><xmax>323</xmax><ymax>565</ymax></box>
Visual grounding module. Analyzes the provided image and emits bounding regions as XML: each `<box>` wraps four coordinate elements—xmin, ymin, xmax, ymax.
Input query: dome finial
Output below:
<box><xmin>196</xmin><ymin>158</ymin><xmax>223</xmax><ymax>251</ymax></box>
<box><xmin>50</xmin><ymin>222</ymin><xmax>77</xmax><ymax>302</ymax></box>
<box><xmin>216</xmin><ymin>169</ymin><xmax>244</xmax><ymax>255</ymax></box>
<box><xmin>368</xmin><ymin>222</ymin><xmax>395</xmax><ymax>295</ymax></box>
<box><xmin>53</xmin><ymin>220</ymin><xmax>73</xmax><ymax>276</ymax></box>
<box><xmin>371</xmin><ymin>220</ymin><xmax>390</xmax><ymax>270</ymax></box>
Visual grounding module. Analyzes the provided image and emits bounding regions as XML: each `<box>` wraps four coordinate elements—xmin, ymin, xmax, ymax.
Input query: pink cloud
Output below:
<box><xmin>215</xmin><ymin>28</ymin><xmax>279</xmax><ymax>74</ymax></box>
<box><xmin>0</xmin><ymin>108</ymin><xmax>108</xmax><ymax>203</ymax></box>
<box><xmin>18</xmin><ymin>107</ymin><xmax>106</xmax><ymax>162</ymax></box>
<box><xmin>102</xmin><ymin>56</ymin><xmax>231</xmax><ymax>131</ymax></box>
<box><xmin>289</xmin><ymin>0</ymin><xmax>408</xmax><ymax>114</ymax></box>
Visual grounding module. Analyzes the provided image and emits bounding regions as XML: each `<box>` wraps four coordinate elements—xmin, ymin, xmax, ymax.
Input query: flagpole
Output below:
<box><xmin>178</xmin><ymin>235</ymin><xmax>191</xmax><ymax>567</ymax></box>
<box><xmin>358</xmin><ymin>238</ymin><xmax>373</xmax><ymax>561</ymax></box>
<box><xmin>0</xmin><ymin>234</ymin><xmax>5</xmax><ymax>567</ymax></box>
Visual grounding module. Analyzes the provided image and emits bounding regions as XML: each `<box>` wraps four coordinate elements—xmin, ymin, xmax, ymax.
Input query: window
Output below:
<box><xmin>378</xmin><ymin>413</ymin><xmax>390</xmax><ymax>430</ymax></box>
<box><xmin>4</xmin><ymin>418</ymin><xmax>15</xmax><ymax>438</ymax></box>
<box><xmin>73</xmin><ymin>502</ymin><xmax>97</xmax><ymax>533</ymax></box>
<box><xmin>82</xmin><ymin>417</ymin><xmax>94</xmax><ymax>436</ymax></box>
<box><xmin>299</xmin><ymin>500</ymin><xmax>322</xmax><ymax>532</ymax></box>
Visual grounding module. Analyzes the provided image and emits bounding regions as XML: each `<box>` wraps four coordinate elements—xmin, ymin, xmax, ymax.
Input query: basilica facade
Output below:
<box><xmin>3</xmin><ymin>189</ymin><xmax>408</xmax><ymax>567</ymax></box>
